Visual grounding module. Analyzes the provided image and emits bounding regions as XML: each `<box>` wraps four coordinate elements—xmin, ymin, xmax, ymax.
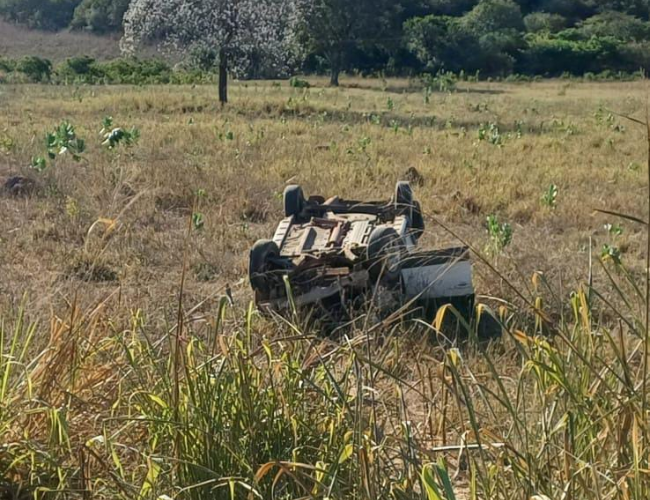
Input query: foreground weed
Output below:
<box><xmin>120</xmin><ymin>310</ymin><xmax>435</xmax><ymax>499</ymax></box>
<box><xmin>541</xmin><ymin>183</ymin><xmax>558</xmax><ymax>209</ymax></box>
<box><xmin>100</xmin><ymin>116</ymin><xmax>140</xmax><ymax>149</ymax></box>
<box><xmin>477</xmin><ymin>122</ymin><xmax>502</xmax><ymax>146</ymax></box>
<box><xmin>486</xmin><ymin>214</ymin><xmax>513</xmax><ymax>256</ymax></box>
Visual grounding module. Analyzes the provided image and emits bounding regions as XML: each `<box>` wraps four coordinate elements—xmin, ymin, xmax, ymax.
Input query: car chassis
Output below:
<box><xmin>249</xmin><ymin>182</ymin><xmax>474</xmax><ymax>321</ymax></box>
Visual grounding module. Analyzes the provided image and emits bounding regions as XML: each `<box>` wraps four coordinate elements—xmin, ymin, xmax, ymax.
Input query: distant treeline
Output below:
<box><xmin>0</xmin><ymin>56</ymin><xmax>215</xmax><ymax>84</ymax></box>
<box><xmin>2</xmin><ymin>0</ymin><xmax>650</xmax><ymax>77</ymax></box>
<box><xmin>0</xmin><ymin>0</ymin><xmax>129</xmax><ymax>33</ymax></box>
<box><xmin>1</xmin><ymin>54</ymin><xmax>646</xmax><ymax>86</ymax></box>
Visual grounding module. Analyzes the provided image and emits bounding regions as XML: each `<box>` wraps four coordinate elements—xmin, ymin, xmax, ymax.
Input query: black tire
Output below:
<box><xmin>284</xmin><ymin>185</ymin><xmax>305</xmax><ymax>218</ymax></box>
<box><xmin>249</xmin><ymin>239</ymin><xmax>280</xmax><ymax>297</ymax></box>
<box><xmin>367</xmin><ymin>227</ymin><xmax>403</xmax><ymax>282</ymax></box>
<box><xmin>476</xmin><ymin>307</ymin><xmax>502</xmax><ymax>339</ymax></box>
<box><xmin>395</xmin><ymin>181</ymin><xmax>414</xmax><ymax>205</ymax></box>
<box><xmin>411</xmin><ymin>201</ymin><xmax>425</xmax><ymax>240</ymax></box>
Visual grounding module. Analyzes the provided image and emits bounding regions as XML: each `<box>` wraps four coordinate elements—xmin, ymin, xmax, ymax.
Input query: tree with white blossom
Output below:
<box><xmin>121</xmin><ymin>0</ymin><xmax>303</xmax><ymax>104</ymax></box>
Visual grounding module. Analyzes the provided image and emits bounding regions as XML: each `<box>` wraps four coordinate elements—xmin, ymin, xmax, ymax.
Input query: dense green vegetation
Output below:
<box><xmin>402</xmin><ymin>1</ymin><xmax>650</xmax><ymax>76</ymax></box>
<box><xmin>2</xmin><ymin>0</ymin><xmax>650</xmax><ymax>77</ymax></box>
<box><xmin>1</xmin><ymin>53</ymin><xmax>644</xmax><ymax>86</ymax></box>
<box><xmin>0</xmin><ymin>0</ymin><xmax>129</xmax><ymax>32</ymax></box>
<box><xmin>0</xmin><ymin>55</ymin><xmax>215</xmax><ymax>84</ymax></box>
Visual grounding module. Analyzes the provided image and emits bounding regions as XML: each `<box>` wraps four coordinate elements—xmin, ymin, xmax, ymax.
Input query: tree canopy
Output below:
<box><xmin>3</xmin><ymin>0</ymin><xmax>650</xmax><ymax>78</ymax></box>
<box><xmin>122</xmin><ymin>0</ymin><xmax>301</xmax><ymax>101</ymax></box>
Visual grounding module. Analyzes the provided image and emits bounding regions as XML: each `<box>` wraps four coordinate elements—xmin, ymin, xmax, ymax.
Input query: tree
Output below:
<box><xmin>587</xmin><ymin>0</ymin><xmax>650</xmax><ymax>19</ymax></box>
<box><xmin>15</xmin><ymin>56</ymin><xmax>52</xmax><ymax>82</ymax></box>
<box><xmin>0</xmin><ymin>0</ymin><xmax>81</xmax><ymax>30</ymax></box>
<box><xmin>427</xmin><ymin>0</ymin><xmax>478</xmax><ymax>15</ymax></box>
<box><xmin>121</xmin><ymin>0</ymin><xmax>302</xmax><ymax>104</ymax></box>
<box><xmin>71</xmin><ymin>0</ymin><xmax>131</xmax><ymax>33</ymax></box>
<box><xmin>461</xmin><ymin>0</ymin><xmax>524</xmax><ymax>34</ymax></box>
<box><xmin>460</xmin><ymin>0</ymin><xmax>525</xmax><ymax>75</ymax></box>
<box><xmin>524</xmin><ymin>12</ymin><xmax>568</xmax><ymax>32</ymax></box>
<box><xmin>405</xmin><ymin>15</ymin><xmax>485</xmax><ymax>73</ymax></box>
<box><xmin>347</xmin><ymin>0</ymin><xmax>431</xmax><ymax>77</ymax></box>
<box><xmin>577</xmin><ymin>11</ymin><xmax>650</xmax><ymax>41</ymax></box>
<box><xmin>300</xmin><ymin>0</ymin><xmax>395</xmax><ymax>86</ymax></box>
<box><xmin>537</xmin><ymin>0</ymin><xmax>594</xmax><ymax>20</ymax></box>
<box><xmin>404</xmin><ymin>15</ymin><xmax>456</xmax><ymax>72</ymax></box>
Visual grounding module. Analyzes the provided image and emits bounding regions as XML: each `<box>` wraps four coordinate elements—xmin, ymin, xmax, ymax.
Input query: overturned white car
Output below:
<box><xmin>249</xmin><ymin>181</ymin><xmax>475</xmax><ymax>324</ymax></box>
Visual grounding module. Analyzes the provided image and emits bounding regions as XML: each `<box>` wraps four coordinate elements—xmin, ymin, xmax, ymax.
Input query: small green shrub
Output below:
<box><xmin>30</xmin><ymin>156</ymin><xmax>47</xmax><ymax>172</ymax></box>
<box><xmin>31</xmin><ymin>120</ymin><xmax>86</xmax><ymax>171</ymax></box>
<box><xmin>478</xmin><ymin>122</ymin><xmax>503</xmax><ymax>145</ymax></box>
<box><xmin>56</xmin><ymin>55</ymin><xmax>101</xmax><ymax>83</ymax></box>
<box><xmin>64</xmin><ymin>55</ymin><xmax>95</xmax><ymax>75</ymax></box>
<box><xmin>605</xmin><ymin>222</ymin><xmax>623</xmax><ymax>236</ymax></box>
<box><xmin>289</xmin><ymin>76</ymin><xmax>310</xmax><ymax>88</ymax></box>
<box><xmin>0</xmin><ymin>58</ymin><xmax>15</xmax><ymax>73</ymax></box>
<box><xmin>46</xmin><ymin>121</ymin><xmax>85</xmax><ymax>161</ymax></box>
<box><xmin>15</xmin><ymin>56</ymin><xmax>52</xmax><ymax>82</ymax></box>
<box><xmin>541</xmin><ymin>183</ymin><xmax>559</xmax><ymax>209</ymax></box>
<box><xmin>601</xmin><ymin>243</ymin><xmax>622</xmax><ymax>265</ymax></box>
<box><xmin>100</xmin><ymin>116</ymin><xmax>140</xmax><ymax>149</ymax></box>
<box><xmin>93</xmin><ymin>58</ymin><xmax>172</xmax><ymax>84</ymax></box>
<box><xmin>486</xmin><ymin>214</ymin><xmax>513</xmax><ymax>255</ymax></box>
<box><xmin>422</xmin><ymin>70</ymin><xmax>457</xmax><ymax>92</ymax></box>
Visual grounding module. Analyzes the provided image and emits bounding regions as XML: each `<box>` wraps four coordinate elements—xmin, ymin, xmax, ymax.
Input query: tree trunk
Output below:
<box><xmin>218</xmin><ymin>49</ymin><xmax>228</xmax><ymax>105</ymax></box>
<box><xmin>330</xmin><ymin>66</ymin><xmax>340</xmax><ymax>87</ymax></box>
<box><xmin>329</xmin><ymin>48</ymin><xmax>342</xmax><ymax>87</ymax></box>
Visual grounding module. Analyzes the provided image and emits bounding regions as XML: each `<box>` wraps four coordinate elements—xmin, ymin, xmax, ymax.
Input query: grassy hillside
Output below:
<box><xmin>1</xmin><ymin>79</ymin><xmax>649</xmax><ymax>498</ymax></box>
<box><xmin>0</xmin><ymin>19</ymin><xmax>120</xmax><ymax>61</ymax></box>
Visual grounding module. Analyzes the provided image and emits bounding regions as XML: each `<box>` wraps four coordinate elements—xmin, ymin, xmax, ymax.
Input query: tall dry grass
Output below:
<box><xmin>1</xmin><ymin>252</ymin><xmax>650</xmax><ymax>499</ymax></box>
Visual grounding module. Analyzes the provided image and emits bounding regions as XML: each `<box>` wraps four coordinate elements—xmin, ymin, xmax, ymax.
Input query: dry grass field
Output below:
<box><xmin>0</xmin><ymin>20</ymin><xmax>121</xmax><ymax>61</ymax></box>
<box><xmin>1</xmin><ymin>78</ymin><xmax>650</xmax><ymax>499</ymax></box>
<box><xmin>1</xmin><ymin>79</ymin><xmax>649</xmax><ymax>320</ymax></box>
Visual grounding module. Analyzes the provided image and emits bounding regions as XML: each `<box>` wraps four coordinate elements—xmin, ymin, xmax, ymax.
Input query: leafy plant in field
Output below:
<box><xmin>31</xmin><ymin>120</ymin><xmax>86</xmax><ymax>172</ymax></box>
<box><xmin>477</xmin><ymin>122</ymin><xmax>502</xmax><ymax>146</ymax></box>
<box><xmin>601</xmin><ymin>243</ymin><xmax>622</xmax><ymax>265</ymax></box>
<box><xmin>602</xmin><ymin>222</ymin><xmax>625</xmax><ymax>266</ymax></box>
<box><xmin>217</xmin><ymin>126</ymin><xmax>235</xmax><ymax>141</ymax></box>
<box><xmin>421</xmin><ymin>71</ymin><xmax>457</xmax><ymax>93</ymax></box>
<box><xmin>289</xmin><ymin>76</ymin><xmax>310</xmax><ymax>88</ymax></box>
<box><xmin>605</xmin><ymin>222</ymin><xmax>623</xmax><ymax>236</ymax></box>
<box><xmin>514</xmin><ymin>119</ymin><xmax>524</xmax><ymax>138</ymax></box>
<box><xmin>594</xmin><ymin>105</ymin><xmax>625</xmax><ymax>133</ymax></box>
<box><xmin>65</xmin><ymin>196</ymin><xmax>79</xmax><ymax>218</ymax></box>
<box><xmin>100</xmin><ymin>116</ymin><xmax>140</xmax><ymax>149</ymax></box>
<box><xmin>386</xmin><ymin>97</ymin><xmax>395</xmax><ymax>111</ymax></box>
<box><xmin>551</xmin><ymin>118</ymin><xmax>578</xmax><ymax>136</ymax></box>
<box><xmin>193</xmin><ymin>188</ymin><xmax>207</xmax><ymax>231</ymax></box>
<box><xmin>47</xmin><ymin>121</ymin><xmax>86</xmax><ymax>160</ymax></box>
<box><xmin>357</xmin><ymin>135</ymin><xmax>371</xmax><ymax>152</ymax></box>
<box><xmin>486</xmin><ymin>214</ymin><xmax>512</xmax><ymax>255</ymax></box>
<box><xmin>192</xmin><ymin>212</ymin><xmax>205</xmax><ymax>231</ymax></box>
<box><xmin>0</xmin><ymin>131</ymin><xmax>15</xmax><ymax>154</ymax></box>
<box><xmin>30</xmin><ymin>156</ymin><xmax>47</xmax><ymax>172</ymax></box>
<box><xmin>541</xmin><ymin>183</ymin><xmax>558</xmax><ymax>209</ymax></box>
<box><xmin>424</xmin><ymin>86</ymin><xmax>432</xmax><ymax>104</ymax></box>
